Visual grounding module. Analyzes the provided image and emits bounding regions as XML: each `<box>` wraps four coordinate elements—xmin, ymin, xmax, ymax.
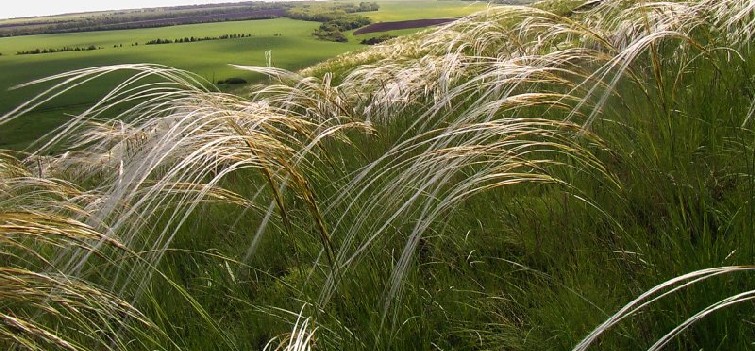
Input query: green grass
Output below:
<box><xmin>3</xmin><ymin>0</ymin><xmax>754</xmax><ymax>350</ymax></box>
<box><xmin>365</xmin><ymin>0</ymin><xmax>487</xmax><ymax>22</ymax></box>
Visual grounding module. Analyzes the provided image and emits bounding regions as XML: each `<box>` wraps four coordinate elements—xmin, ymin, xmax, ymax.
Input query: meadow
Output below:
<box><xmin>0</xmin><ymin>0</ymin><xmax>486</xmax><ymax>150</ymax></box>
<box><xmin>2</xmin><ymin>0</ymin><xmax>754</xmax><ymax>350</ymax></box>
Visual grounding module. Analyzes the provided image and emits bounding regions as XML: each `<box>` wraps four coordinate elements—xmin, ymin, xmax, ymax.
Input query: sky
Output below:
<box><xmin>1</xmin><ymin>1</ymin><xmax>270</xmax><ymax>19</ymax></box>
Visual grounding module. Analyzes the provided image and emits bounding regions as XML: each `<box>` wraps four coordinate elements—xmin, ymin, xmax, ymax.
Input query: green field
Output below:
<box><xmin>0</xmin><ymin>18</ymin><xmax>356</xmax><ymax>149</ymax></box>
<box><xmin>366</xmin><ymin>0</ymin><xmax>487</xmax><ymax>21</ymax></box>
<box><xmin>0</xmin><ymin>0</ymin><xmax>486</xmax><ymax>150</ymax></box>
<box><xmin>0</xmin><ymin>18</ymin><xmax>359</xmax><ymax>103</ymax></box>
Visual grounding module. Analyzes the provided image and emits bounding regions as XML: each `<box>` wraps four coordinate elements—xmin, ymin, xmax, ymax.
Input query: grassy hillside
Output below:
<box><xmin>1</xmin><ymin>0</ymin><xmax>754</xmax><ymax>350</ymax></box>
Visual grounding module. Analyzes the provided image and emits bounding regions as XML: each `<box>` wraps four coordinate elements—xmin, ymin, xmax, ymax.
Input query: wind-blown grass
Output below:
<box><xmin>1</xmin><ymin>0</ymin><xmax>754</xmax><ymax>349</ymax></box>
<box><xmin>0</xmin><ymin>155</ymin><xmax>164</xmax><ymax>350</ymax></box>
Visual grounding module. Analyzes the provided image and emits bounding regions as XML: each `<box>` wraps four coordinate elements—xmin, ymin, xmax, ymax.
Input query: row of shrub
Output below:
<box><xmin>145</xmin><ymin>33</ymin><xmax>252</xmax><ymax>45</ymax></box>
<box><xmin>360</xmin><ymin>34</ymin><xmax>397</xmax><ymax>45</ymax></box>
<box><xmin>286</xmin><ymin>2</ymin><xmax>379</xmax><ymax>22</ymax></box>
<box><xmin>113</xmin><ymin>43</ymin><xmax>143</xmax><ymax>47</ymax></box>
<box><xmin>16</xmin><ymin>45</ymin><xmax>102</xmax><ymax>55</ymax></box>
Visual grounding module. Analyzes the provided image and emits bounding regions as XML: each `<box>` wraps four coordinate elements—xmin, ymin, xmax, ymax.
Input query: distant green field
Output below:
<box><xmin>367</xmin><ymin>0</ymin><xmax>487</xmax><ymax>22</ymax></box>
<box><xmin>0</xmin><ymin>18</ymin><xmax>361</xmax><ymax>149</ymax></box>
<box><xmin>0</xmin><ymin>1</ymin><xmax>488</xmax><ymax>150</ymax></box>
<box><xmin>0</xmin><ymin>18</ymin><xmax>360</xmax><ymax>101</ymax></box>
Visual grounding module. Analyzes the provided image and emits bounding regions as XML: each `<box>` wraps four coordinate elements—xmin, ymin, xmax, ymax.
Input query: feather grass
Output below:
<box><xmin>2</xmin><ymin>0</ymin><xmax>755</xmax><ymax>348</ymax></box>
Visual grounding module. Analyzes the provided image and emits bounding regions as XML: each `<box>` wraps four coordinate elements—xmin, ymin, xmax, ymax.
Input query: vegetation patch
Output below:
<box><xmin>16</xmin><ymin>45</ymin><xmax>102</xmax><ymax>55</ymax></box>
<box><xmin>285</xmin><ymin>2</ymin><xmax>380</xmax><ymax>22</ymax></box>
<box><xmin>145</xmin><ymin>33</ymin><xmax>252</xmax><ymax>45</ymax></box>
<box><xmin>360</xmin><ymin>34</ymin><xmax>397</xmax><ymax>45</ymax></box>
<box><xmin>353</xmin><ymin>17</ymin><xmax>457</xmax><ymax>35</ymax></box>
<box><xmin>287</xmin><ymin>2</ymin><xmax>379</xmax><ymax>42</ymax></box>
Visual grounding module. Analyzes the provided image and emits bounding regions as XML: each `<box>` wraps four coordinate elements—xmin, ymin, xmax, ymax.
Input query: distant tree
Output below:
<box><xmin>314</xmin><ymin>26</ymin><xmax>348</xmax><ymax>42</ymax></box>
<box><xmin>358</xmin><ymin>2</ymin><xmax>380</xmax><ymax>11</ymax></box>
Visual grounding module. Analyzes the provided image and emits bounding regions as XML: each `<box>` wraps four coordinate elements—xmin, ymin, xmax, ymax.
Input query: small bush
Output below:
<box><xmin>360</xmin><ymin>34</ymin><xmax>397</xmax><ymax>45</ymax></box>
<box><xmin>217</xmin><ymin>77</ymin><xmax>248</xmax><ymax>85</ymax></box>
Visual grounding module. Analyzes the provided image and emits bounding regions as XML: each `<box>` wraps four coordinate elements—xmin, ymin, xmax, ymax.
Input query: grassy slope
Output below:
<box><xmin>2</xmin><ymin>0</ymin><xmax>754</xmax><ymax>350</ymax></box>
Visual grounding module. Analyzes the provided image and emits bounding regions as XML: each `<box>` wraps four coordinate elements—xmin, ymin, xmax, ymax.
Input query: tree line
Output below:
<box><xmin>0</xmin><ymin>3</ymin><xmax>291</xmax><ymax>37</ymax></box>
<box><xmin>286</xmin><ymin>2</ymin><xmax>379</xmax><ymax>22</ymax></box>
<box><xmin>16</xmin><ymin>45</ymin><xmax>102</xmax><ymax>55</ymax></box>
<box><xmin>2</xmin><ymin>1</ymin><xmax>380</xmax><ymax>39</ymax></box>
<box><xmin>13</xmin><ymin>33</ymin><xmax>255</xmax><ymax>56</ymax></box>
<box><xmin>145</xmin><ymin>33</ymin><xmax>253</xmax><ymax>45</ymax></box>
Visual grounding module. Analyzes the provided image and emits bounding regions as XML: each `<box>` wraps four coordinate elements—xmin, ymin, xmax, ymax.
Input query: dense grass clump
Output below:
<box><xmin>1</xmin><ymin>0</ymin><xmax>755</xmax><ymax>349</ymax></box>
